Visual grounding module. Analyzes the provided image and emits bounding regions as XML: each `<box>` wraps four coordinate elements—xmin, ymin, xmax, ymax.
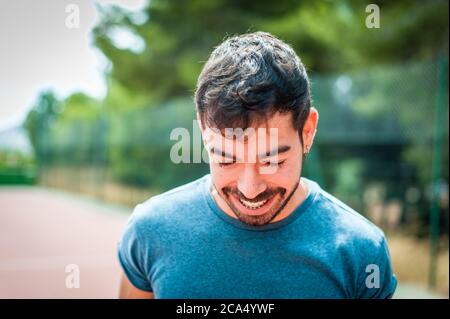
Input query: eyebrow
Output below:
<box><xmin>209</xmin><ymin>147</ymin><xmax>236</xmax><ymax>161</ymax></box>
<box><xmin>259</xmin><ymin>145</ymin><xmax>291</xmax><ymax>160</ymax></box>
<box><xmin>209</xmin><ymin>145</ymin><xmax>291</xmax><ymax>161</ymax></box>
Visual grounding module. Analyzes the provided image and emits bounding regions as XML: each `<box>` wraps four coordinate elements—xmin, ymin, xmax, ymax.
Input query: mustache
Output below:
<box><xmin>222</xmin><ymin>186</ymin><xmax>286</xmax><ymax>202</ymax></box>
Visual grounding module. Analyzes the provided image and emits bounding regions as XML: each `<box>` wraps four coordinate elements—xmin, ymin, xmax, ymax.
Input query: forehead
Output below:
<box><xmin>203</xmin><ymin>112</ymin><xmax>297</xmax><ymax>149</ymax></box>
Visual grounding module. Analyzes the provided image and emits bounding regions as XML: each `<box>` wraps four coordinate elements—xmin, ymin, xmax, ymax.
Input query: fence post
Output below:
<box><xmin>428</xmin><ymin>53</ymin><xmax>448</xmax><ymax>289</ymax></box>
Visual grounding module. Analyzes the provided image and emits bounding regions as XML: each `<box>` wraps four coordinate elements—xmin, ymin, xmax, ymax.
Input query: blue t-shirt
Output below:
<box><xmin>118</xmin><ymin>174</ymin><xmax>397</xmax><ymax>299</ymax></box>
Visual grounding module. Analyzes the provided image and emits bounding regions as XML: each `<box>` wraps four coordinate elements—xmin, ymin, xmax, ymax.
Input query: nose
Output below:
<box><xmin>237</xmin><ymin>165</ymin><xmax>267</xmax><ymax>199</ymax></box>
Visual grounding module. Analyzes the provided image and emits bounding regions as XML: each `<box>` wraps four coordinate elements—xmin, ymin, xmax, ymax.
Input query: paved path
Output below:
<box><xmin>0</xmin><ymin>186</ymin><xmax>130</xmax><ymax>298</ymax></box>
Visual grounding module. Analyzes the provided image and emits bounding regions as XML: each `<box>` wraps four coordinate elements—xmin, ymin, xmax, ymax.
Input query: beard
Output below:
<box><xmin>213</xmin><ymin>177</ymin><xmax>300</xmax><ymax>227</ymax></box>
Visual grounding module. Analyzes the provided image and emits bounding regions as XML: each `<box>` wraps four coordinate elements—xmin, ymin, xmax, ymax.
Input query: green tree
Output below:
<box><xmin>24</xmin><ymin>90</ymin><xmax>61</xmax><ymax>163</ymax></box>
<box><xmin>92</xmin><ymin>0</ymin><xmax>448</xmax><ymax>103</ymax></box>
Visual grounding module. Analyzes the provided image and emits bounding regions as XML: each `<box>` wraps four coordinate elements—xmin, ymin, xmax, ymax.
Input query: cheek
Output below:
<box><xmin>265</xmin><ymin>160</ymin><xmax>301</xmax><ymax>185</ymax></box>
<box><xmin>265</xmin><ymin>171</ymin><xmax>293</xmax><ymax>187</ymax></box>
<box><xmin>210</xmin><ymin>165</ymin><xmax>236</xmax><ymax>188</ymax></box>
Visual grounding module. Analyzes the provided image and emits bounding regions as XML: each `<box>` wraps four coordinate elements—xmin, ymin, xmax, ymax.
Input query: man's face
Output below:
<box><xmin>202</xmin><ymin>111</ymin><xmax>315</xmax><ymax>226</ymax></box>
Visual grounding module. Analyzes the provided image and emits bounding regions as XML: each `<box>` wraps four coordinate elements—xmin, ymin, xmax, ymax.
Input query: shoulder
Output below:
<box><xmin>307</xmin><ymin>179</ymin><xmax>386</xmax><ymax>252</ymax></box>
<box><xmin>126</xmin><ymin>174</ymin><xmax>209</xmax><ymax>233</ymax></box>
<box><xmin>305</xmin><ymin>179</ymin><xmax>397</xmax><ymax>298</ymax></box>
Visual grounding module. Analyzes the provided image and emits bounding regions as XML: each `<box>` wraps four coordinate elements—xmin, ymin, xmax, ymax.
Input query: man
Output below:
<box><xmin>118</xmin><ymin>32</ymin><xmax>397</xmax><ymax>299</ymax></box>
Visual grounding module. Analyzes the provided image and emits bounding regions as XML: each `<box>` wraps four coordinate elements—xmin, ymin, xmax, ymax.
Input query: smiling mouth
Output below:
<box><xmin>230</xmin><ymin>192</ymin><xmax>278</xmax><ymax>215</ymax></box>
<box><xmin>239</xmin><ymin>197</ymin><xmax>269</xmax><ymax>210</ymax></box>
<box><xmin>220</xmin><ymin>185</ymin><xmax>283</xmax><ymax>217</ymax></box>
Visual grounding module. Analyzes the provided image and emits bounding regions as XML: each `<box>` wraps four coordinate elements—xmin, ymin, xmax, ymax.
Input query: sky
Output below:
<box><xmin>0</xmin><ymin>0</ymin><xmax>147</xmax><ymax>131</ymax></box>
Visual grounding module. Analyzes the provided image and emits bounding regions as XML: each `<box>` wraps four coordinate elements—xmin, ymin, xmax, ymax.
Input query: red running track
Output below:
<box><xmin>0</xmin><ymin>187</ymin><xmax>131</xmax><ymax>298</ymax></box>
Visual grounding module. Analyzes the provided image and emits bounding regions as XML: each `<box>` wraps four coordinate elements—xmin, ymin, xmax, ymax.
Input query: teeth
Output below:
<box><xmin>239</xmin><ymin>198</ymin><xmax>268</xmax><ymax>210</ymax></box>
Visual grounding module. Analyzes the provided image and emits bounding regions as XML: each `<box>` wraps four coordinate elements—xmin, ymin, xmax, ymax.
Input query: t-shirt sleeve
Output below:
<box><xmin>357</xmin><ymin>236</ymin><xmax>398</xmax><ymax>299</ymax></box>
<box><xmin>117</xmin><ymin>204</ymin><xmax>153</xmax><ymax>292</ymax></box>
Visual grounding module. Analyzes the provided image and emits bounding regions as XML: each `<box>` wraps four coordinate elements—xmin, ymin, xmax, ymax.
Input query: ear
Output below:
<box><xmin>302</xmin><ymin>107</ymin><xmax>319</xmax><ymax>151</ymax></box>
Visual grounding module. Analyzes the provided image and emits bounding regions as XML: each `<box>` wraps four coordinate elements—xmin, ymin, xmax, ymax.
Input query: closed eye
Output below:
<box><xmin>263</xmin><ymin>160</ymin><xmax>286</xmax><ymax>167</ymax></box>
<box><xmin>218</xmin><ymin>161</ymin><xmax>236</xmax><ymax>168</ymax></box>
<box><xmin>219</xmin><ymin>160</ymin><xmax>286</xmax><ymax>168</ymax></box>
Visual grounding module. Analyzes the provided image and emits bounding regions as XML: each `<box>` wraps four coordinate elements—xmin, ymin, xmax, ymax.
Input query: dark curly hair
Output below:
<box><xmin>195</xmin><ymin>31</ymin><xmax>312</xmax><ymax>145</ymax></box>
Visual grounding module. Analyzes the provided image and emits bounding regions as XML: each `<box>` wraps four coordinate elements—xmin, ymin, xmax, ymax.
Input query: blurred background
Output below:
<box><xmin>0</xmin><ymin>0</ymin><xmax>448</xmax><ymax>298</ymax></box>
